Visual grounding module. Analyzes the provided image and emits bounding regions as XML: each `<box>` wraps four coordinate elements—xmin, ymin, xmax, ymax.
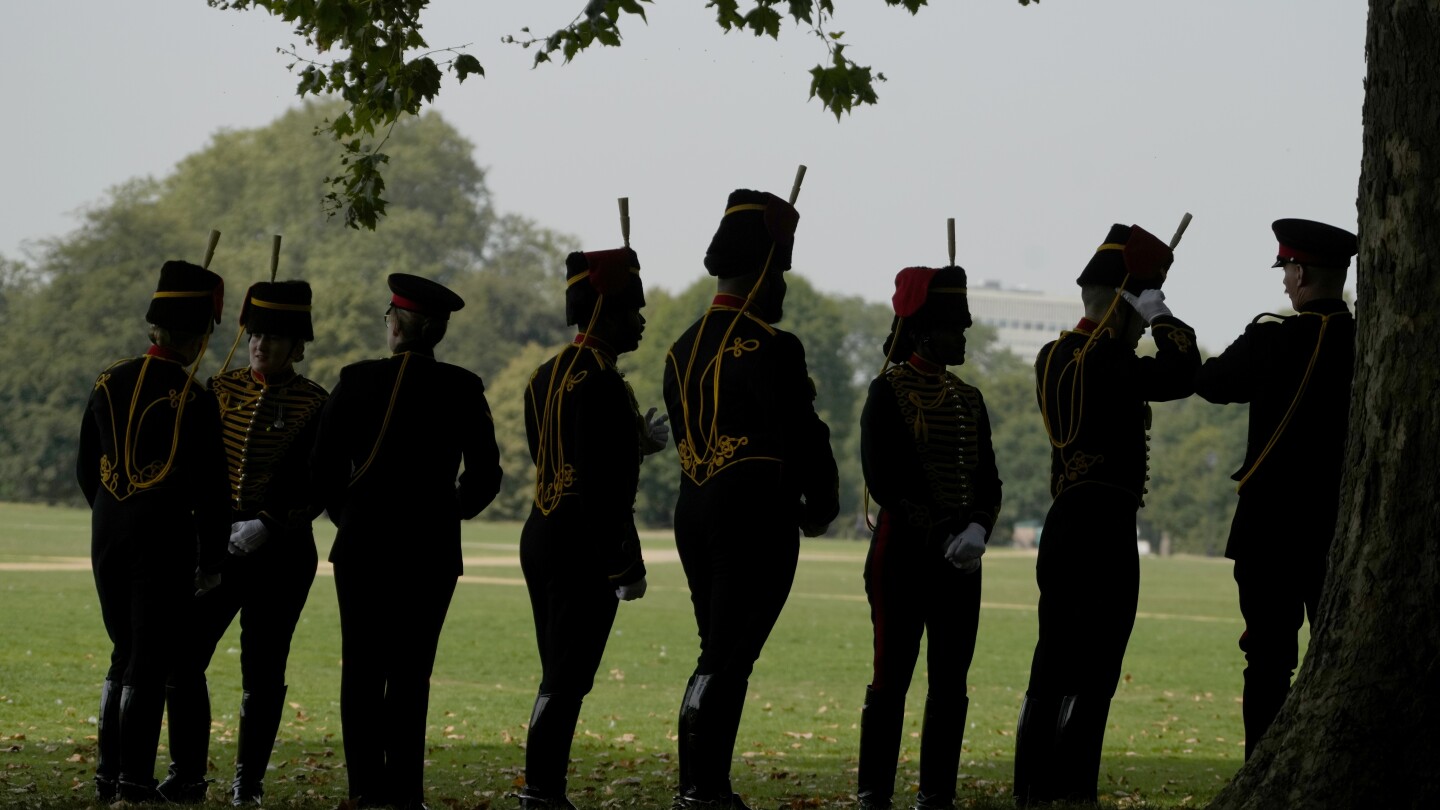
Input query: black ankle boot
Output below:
<box><xmin>232</xmin><ymin>686</ymin><xmax>287</xmax><ymax>806</ymax></box>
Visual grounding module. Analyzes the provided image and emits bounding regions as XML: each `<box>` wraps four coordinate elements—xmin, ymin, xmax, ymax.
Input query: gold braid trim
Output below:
<box><xmin>1235</xmin><ymin>312</ymin><xmax>1337</xmax><ymax>493</ymax></box>
<box><xmin>349</xmin><ymin>352</ymin><xmax>411</xmax><ymax>487</ymax></box>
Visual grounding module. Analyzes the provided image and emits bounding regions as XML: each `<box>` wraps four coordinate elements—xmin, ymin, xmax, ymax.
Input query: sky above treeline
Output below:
<box><xmin>5</xmin><ymin>1</ymin><xmax>1365</xmax><ymax>351</ymax></box>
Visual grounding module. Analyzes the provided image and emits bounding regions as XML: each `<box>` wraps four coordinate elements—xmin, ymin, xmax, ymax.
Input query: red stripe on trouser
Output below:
<box><xmin>869</xmin><ymin>510</ymin><xmax>892</xmax><ymax>690</ymax></box>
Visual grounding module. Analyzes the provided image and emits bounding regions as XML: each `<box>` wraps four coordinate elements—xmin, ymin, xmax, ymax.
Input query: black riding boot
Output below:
<box><xmin>673</xmin><ymin>674</ymin><xmax>752</xmax><ymax>810</ymax></box>
<box><xmin>856</xmin><ymin>686</ymin><xmax>905</xmax><ymax>810</ymax></box>
<box><xmin>95</xmin><ymin>679</ymin><xmax>122</xmax><ymax>802</ymax></box>
<box><xmin>117</xmin><ymin>683</ymin><xmax>166</xmax><ymax>802</ymax></box>
<box><xmin>516</xmin><ymin>692</ymin><xmax>581</xmax><ymax>809</ymax></box>
<box><xmin>1052</xmin><ymin>695</ymin><xmax>1110</xmax><ymax>806</ymax></box>
<box><xmin>158</xmin><ymin>682</ymin><xmax>212</xmax><ymax>803</ymax></box>
<box><xmin>1012</xmin><ymin>693</ymin><xmax>1061</xmax><ymax>807</ymax></box>
<box><xmin>1241</xmin><ymin>672</ymin><xmax>1289</xmax><ymax>761</ymax></box>
<box><xmin>913</xmin><ymin>694</ymin><xmax>967</xmax><ymax>810</ymax></box>
<box><xmin>232</xmin><ymin>686</ymin><xmax>288</xmax><ymax>806</ymax></box>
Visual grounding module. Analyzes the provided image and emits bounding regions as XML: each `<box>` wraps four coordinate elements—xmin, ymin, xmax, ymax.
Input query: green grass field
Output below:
<box><xmin>0</xmin><ymin>502</ymin><xmax>1292</xmax><ymax>809</ymax></box>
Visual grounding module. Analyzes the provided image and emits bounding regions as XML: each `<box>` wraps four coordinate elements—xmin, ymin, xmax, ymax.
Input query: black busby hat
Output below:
<box><xmin>884</xmin><ymin>265</ymin><xmax>971</xmax><ymax>359</ymax></box>
<box><xmin>240</xmin><ymin>280</ymin><xmax>314</xmax><ymax>341</ymax></box>
<box><xmin>387</xmin><ymin>273</ymin><xmax>464</xmax><ymax>319</ymax></box>
<box><xmin>703</xmin><ymin>189</ymin><xmax>800</xmax><ymax>279</ymax></box>
<box><xmin>146</xmin><ymin>260</ymin><xmax>224</xmax><ymax>334</ymax></box>
<box><xmin>1075</xmin><ymin>224</ymin><xmax>1174</xmax><ymax>293</ymax></box>
<box><xmin>1271</xmin><ymin>218</ymin><xmax>1358</xmax><ymax>269</ymax></box>
<box><xmin>565</xmin><ymin>248</ymin><xmax>645</xmax><ymax>326</ymax></box>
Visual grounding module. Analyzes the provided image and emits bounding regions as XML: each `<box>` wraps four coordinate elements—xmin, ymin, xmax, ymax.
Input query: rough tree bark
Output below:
<box><xmin>1209</xmin><ymin>1</ymin><xmax>1440</xmax><ymax>808</ymax></box>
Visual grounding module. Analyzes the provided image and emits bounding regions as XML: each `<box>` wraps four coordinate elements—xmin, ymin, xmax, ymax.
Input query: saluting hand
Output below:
<box><xmin>1119</xmin><ymin>289</ymin><xmax>1174</xmax><ymax>325</ymax></box>
<box><xmin>641</xmin><ymin>407</ymin><xmax>670</xmax><ymax>455</ymax></box>
<box><xmin>944</xmin><ymin>523</ymin><xmax>988</xmax><ymax>573</ymax></box>
<box><xmin>616</xmin><ymin>576</ymin><xmax>648</xmax><ymax>601</ymax></box>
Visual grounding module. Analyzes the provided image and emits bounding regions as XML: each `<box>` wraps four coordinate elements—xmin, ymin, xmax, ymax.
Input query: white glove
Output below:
<box><xmin>640</xmin><ymin>407</ymin><xmax>670</xmax><ymax>455</ymax></box>
<box><xmin>194</xmin><ymin>569</ymin><xmax>222</xmax><ymax>597</ymax></box>
<box><xmin>1119</xmin><ymin>289</ymin><xmax>1173</xmax><ymax>324</ymax></box>
<box><xmin>228</xmin><ymin>519</ymin><xmax>269</xmax><ymax>556</ymax></box>
<box><xmin>943</xmin><ymin>522</ymin><xmax>987</xmax><ymax>573</ymax></box>
<box><xmin>615</xmin><ymin>577</ymin><xmax>648</xmax><ymax>601</ymax></box>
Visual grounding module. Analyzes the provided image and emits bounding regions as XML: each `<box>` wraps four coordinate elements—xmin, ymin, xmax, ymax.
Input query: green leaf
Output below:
<box><xmin>744</xmin><ymin>6</ymin><xmax>783</xmax><ymax>39</ymax></box>
<box><xmin>454</xmin><ymin>53</ymin><xmax>484</xmax><ymax>83</ymax></box>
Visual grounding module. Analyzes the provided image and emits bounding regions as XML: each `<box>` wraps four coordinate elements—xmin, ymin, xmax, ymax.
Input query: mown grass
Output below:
<box><xmin>0</xmin><ymin>502</ymin><xmax>1290</xmax><ymax>809</ymax></box>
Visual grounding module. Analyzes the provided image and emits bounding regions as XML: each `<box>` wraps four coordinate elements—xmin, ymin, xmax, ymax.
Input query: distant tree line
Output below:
<box><xmin>0</xmin><ymin>102</ymin><xmax>1244</xmax><ymax>554</ymax></box>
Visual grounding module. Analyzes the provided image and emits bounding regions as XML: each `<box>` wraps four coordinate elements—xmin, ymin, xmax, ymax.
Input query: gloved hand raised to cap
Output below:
<box><xmin>943</xmin><ymin>522</ymin><xmax>988</xmax><ymax>573</ymax></box>
<box><xmin>1119</xmin><ymin>289</ymin><xmax>1173</xmax><ymax>324</ymax></box>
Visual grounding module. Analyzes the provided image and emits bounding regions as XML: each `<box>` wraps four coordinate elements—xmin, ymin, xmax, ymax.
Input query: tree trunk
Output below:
<box><xmin>1209</xmin><ymin>2</ymin><xmax>1440</xmax><ymax>807</ymax></box>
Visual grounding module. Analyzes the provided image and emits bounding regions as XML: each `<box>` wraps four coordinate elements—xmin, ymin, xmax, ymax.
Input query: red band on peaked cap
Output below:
<box><xmin>390</xmin><ymin>293</ymin><xmax>429</xmax><ymax>313</ymax></box>
<box><xmin>1276</xmin><ymin>244</ymin><xmax>1334</xmax><ymax>265</ymax></box>
<box><xmin>892</xmin><ymin>267</ymin><xmax>939</xmax><ymax>318</ymax></box>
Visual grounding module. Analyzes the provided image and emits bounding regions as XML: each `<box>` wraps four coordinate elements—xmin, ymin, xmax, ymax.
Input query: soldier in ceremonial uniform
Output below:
<box><xmin>1193</xmin><ymin>218</ymin><xmax>1357</xmax><ymax>760</ymax></box>
<box><xmin>159</xmin><ymin>281</ymin><xmax>329</xmax><ymax>804</ymax></box>
<box><xmin>1014</xmin><ymin>224</ymin><xmax>1198</xmax><ymax>805</ymax></box>
<box><xmin>663</xmin><ymin>190</ymin><xmax>840</xmax><ymax>809</ymax></box>
<box><xmin>77</xmin><ymin>260</ymin><xmax>230</xmax><ymax>802</ymax></box>
<box><xmin>515</xmin><ymin>248</ymin><xmax>668</xmax><ymax>809</ymax></box>
<box><xmin>311</xmin><ymin>274</ymin><xmax>502</xmax><ymax>809</ymax></box>
<box><xmin>857</xmin><ymin>266</ymin><xmax>1002</xmax><ymax>810</ymax></box>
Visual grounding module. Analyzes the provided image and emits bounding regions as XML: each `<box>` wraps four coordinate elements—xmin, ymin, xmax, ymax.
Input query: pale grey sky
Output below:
<box><xmin>4</xmin><ymin>1</ymin><xmax>1365</xmax><ymax>350</ymax></box>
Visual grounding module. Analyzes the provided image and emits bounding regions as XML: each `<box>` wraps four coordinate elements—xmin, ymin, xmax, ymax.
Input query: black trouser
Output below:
<box><xmin>173</xmin><ymin>538</ymin><xmax>318</xmax><ymax>693</ymax></box>
<box><xmin>672</xmin><ymin>481</ymin><xmax>799</xmax><ymax>799</ymax></box>
<box><xmin>860</xmin><ymin>509</ymin><xmax>981</xmax><ymax>804</ymax></box>
<box><xmin>1232</xmin><ymin>551</ymin><xmax>1324</xmax><ymax>759</ymax></box>
<box><xmin>335</xmin><ymin>563</ymin><xmax>457</xmax><ymax>807</ymax></box>
<box><xmin>94</xmin><ymin>554</ymin><xmax>191</xmax><ymax>790</ymax></box>
<box><xmin>1015</xmin><ymin>487</ymin><xmax>1138</xmax><ymax>805</ymax></box>
<box><xmin>519</xmin><ymin>513</ymin><xmax>620</xmax><ymax>794</ymax></box>
<box><xmin>166</xmin><ymin>537</ymin><xmax>317</xmax><ymax>785</ymax></box>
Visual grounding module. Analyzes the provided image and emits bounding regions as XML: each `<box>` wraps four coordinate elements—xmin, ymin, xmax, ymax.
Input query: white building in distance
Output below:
<box><xmin>969</xmin><ymin>281</ymin><xmax>1083</xmax><ymax>361</ymax></box>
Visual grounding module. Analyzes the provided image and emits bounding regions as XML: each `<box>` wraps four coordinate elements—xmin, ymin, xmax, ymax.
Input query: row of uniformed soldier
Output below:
<box><xmin>77</xmin><ymin>206</ymin><xmax>1356</xmax><ymax>810</ymax></box>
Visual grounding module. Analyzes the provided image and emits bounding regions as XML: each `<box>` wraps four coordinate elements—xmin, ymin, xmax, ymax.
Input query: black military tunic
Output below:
<box><xmin>1194</xmin><ymin>298</ymin><xmax>1354</xmax><ymax>757</ymax></box>
<box><xmin>523</xmin><ymin>339</ymin><xmax>647</xmax><ymax>691</ymax></box>
<box><xmin>665</xmin><ymin>294</ymin><xmax>839</xmax><ymax>678</ymax></box>
<box><xmin>173</xmin><ymin>367</ymin><xmax>329</xmax><ymax>687</ymax></box>
<box><xmin>861</xmin><ymin>356</ymin><xmax>1001</xmax><ymax>682</ymax></box>
<box><xmin>311</xmin><ymin>344</ymin><xmax>502</xmax><ymax>806</ymax></box>
<box><xmin>76</xmin><ymin>346</ymin><xmax>230</xmax><ymax>789</ymax></box>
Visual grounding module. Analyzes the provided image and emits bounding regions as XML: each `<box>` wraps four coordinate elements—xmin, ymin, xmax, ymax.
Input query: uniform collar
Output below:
<box><xmin>574</xmin><ymin>332</ymin><xmax>618</xmax><ymax>364</ymax></box>
<box><xmin>906</xmin><ymin>353</ymin><xmax>944</xmax><ymax>375</ymax></box>
<box><xmin>145</xmin><ymin>344</ymin><xmax>186</xmax><ymax>363</ymax></box>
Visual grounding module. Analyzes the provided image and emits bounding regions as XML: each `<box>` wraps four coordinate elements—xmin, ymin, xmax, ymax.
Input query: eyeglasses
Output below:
<box><xmin>383</xmin><ymin>305</ymin><xmax>394</xmax><ymax>325</ymax></box>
